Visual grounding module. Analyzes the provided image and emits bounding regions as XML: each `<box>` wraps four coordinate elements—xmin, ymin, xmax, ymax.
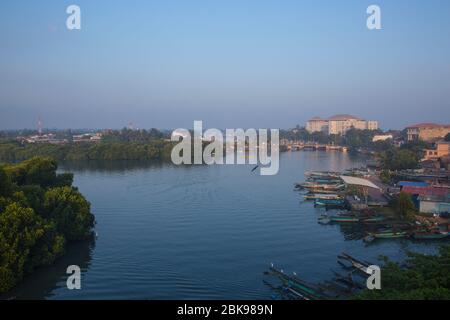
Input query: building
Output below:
<box><xmin>406</xmin><ymin>123</ymin><xmax>450</xmax><ymax>142</ymax></box>
<box><xmin>305</xmin><ymin>117</ymin><xmax>329</xmax><ymax>133</ymax></box>
<box><xmin>306</xmin><ymin>114</ymin><xmax>378</xmax><ymax>135</ymax></box>
<box><xmin>419</xmin><ymin>194</ymin><xmax>450</xmax><ymax>215</ymax></box>
<box><xmin>372</xmin><ymin>134</ymin><xmax>393</xmax><ymax>142</ymax></box>
<box><xmin>73</xmin><ymin>133</ymin><xmax>102</xmax><ymax>143</ymax></box>
<box><xmin>423</xmin><ymin>141</ymin><xmax>450</xmax><ymax>161</ymax></box>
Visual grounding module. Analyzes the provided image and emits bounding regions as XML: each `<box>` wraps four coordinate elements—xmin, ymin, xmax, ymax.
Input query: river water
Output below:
<box><xmin>6</xmin><ymin>151</ymin><xmax>438</xmax><ymax>299</ymax></box>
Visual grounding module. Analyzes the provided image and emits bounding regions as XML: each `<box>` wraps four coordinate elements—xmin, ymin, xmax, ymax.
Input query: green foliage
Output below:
<box><xmin>378</xmin><ymin>148</ymin><xmax>419</xmax><ymax>170</ymax></box>
<box><xmin>0</xmin><ymin>157</ymin><xmax>95</xmax><ymax>293</ymax></box>
<box><xmin>379</xmin><ymin>169</ymin><xmax>392</xmax><ymax>184</ymax></box>
<box><xmin>393</xmin><ymin>192</ymin><xmax>416</xmax><ymax>219</ymax></box>
<box><xmin>0</xmin><ymin>140</ymin><xmax>174</xmax><ymax>162</ymax></box>
<box><xmin>0</xmin><ymin>166</ymin><xmax>12</xmax><ymax>197</ymax></box>
<box><xmin>44</xmin><ymin>187</ymin><xmax>94</xmax><ymax>241</ymax></box>
<box><xmin>355</xmin><ymin>246</ymin><xmax>450</xmax><ymax>300</ymax></box>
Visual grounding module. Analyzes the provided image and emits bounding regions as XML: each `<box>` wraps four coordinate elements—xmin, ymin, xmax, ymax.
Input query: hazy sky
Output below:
<box><xmin>1</xmin><ymin>0</ymin><xmax>450</xmax><ymax>130</ymax></box>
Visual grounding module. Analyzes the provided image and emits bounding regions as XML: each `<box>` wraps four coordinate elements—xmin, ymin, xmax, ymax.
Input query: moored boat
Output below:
<box><xmin>314</xmin><ymin>199</ymin><xmax>346</xmax><ymax>207</ymax></box>
<box><xmin>319</xmin><ymin>215</ymin><xmax>359</xmax><ymax>223</ymax></box>
<box><xmin>413</xmin><ymin>231</ymin><xmax>450</xmax><ymax>240</ymax></box>
<box><xmin>369</xmin><ymin>231</ymin><xmax>408</xmax><ymax>239</ymax></box>
<box><xmin>304</xmin><ymin>193</ymin><xmax>342</xmax><ymax>201</ymax></box>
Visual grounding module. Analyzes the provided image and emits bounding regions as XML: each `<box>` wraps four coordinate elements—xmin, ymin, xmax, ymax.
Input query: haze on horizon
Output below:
<box><xmin>1</xmin><ymin>0</ymin><xmax>450</xmax><ymax>131</ymax></box>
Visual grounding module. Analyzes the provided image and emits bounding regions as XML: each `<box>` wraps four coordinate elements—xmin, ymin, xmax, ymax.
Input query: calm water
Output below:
<box><xmin>5</xmin><ymin>151</ymin><xmax>438</xmax><ymax>300</ymax></box>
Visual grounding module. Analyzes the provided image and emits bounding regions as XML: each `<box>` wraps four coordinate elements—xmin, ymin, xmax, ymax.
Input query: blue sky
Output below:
<box><xmin>1</xmin><ymin>0</ymin><xmax>449</xmax><ymax>130</ymax></box>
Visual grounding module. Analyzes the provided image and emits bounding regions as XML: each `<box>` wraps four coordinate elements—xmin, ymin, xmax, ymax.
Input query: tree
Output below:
<box><xmin>354</xmin><ymin>246</ymin><xmax>450</xmax><ymax>300</ymax></box>
<box><xmin>0</xmin><ymin>166</ymin><xmax>12</xmax><ymax>196</ymax></box>
<box><xmin>0</xmin><ymin>158</ymin><xmax>95</xmax><ymax>293</ymax></box>
<box><xmin>393</xmin><ymin>192</ymin><xmax>416</xmax><ymax>219</ymax></box>
<box><xmin>44</xmin><ymin>186</ymin><xmax>95</xmax><ymax>241</ymax></box>
<box><xmin>378</xmin><ymin>149</ymin><xmax>419</xmax><ymax>170</ymax></box>
<box><xmin>0</xmin><ymin>203</ymin><xmax>64</xmax><ymax>292</ymax></box>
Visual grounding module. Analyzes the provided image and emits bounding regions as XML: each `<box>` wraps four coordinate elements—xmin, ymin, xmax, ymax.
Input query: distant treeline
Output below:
<box><xmin>0</xmin><ymin>157</ymin><xmax>95</xmax><ymax>293</ymax></box>
<box><xmin>0</xmin><ymin>141</ymin><xmax>174</xmax><ymax>162</ymax></box>
<box><xmin>0</xmin><ymin>129</ymin><xmax>174</xmax><ymax>162</ymax></box>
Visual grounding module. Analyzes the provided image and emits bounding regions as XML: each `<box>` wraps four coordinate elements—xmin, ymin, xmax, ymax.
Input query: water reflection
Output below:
<box><xmin>60</xmin><ymin>160</ymin><xmax>168</xmax><ymax>173</ymax></box>
<box><xmin>2</xmin><ymin>237</ymin><xmax>95</xmax><ymax>300</ymax></box>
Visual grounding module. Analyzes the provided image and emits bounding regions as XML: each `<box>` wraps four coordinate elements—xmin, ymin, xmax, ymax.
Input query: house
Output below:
<box><xmin>423</xmin><ymin>141</ymin><xmax>450</xmax><ymax>161</ymax></box>
<box><xmin>406</xmin><ymin>123</ymin><xmax>450</xmax><ymax>142</ymax></box>
<box><xmin>372</xmin><ymin>134</ymin><xmax>393</xmax><ymax>142</ymax></box>
<box><xmin>419</xmin><ymin>194</ymin><xmax>450</xmax><ymax>215</ymax></box>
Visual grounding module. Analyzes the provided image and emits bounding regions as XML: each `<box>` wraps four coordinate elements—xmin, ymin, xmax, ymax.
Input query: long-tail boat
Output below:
<box><xmin>314</xmin><ymin>199</ymin><xmax>346</xmax><ymax>207</ymax></box>
<box><xmin>304</xmin><ymin>193</ymin><xmax>342</xmax><ymax>201</ymax></box>
<box><xmin>369</xmin><ymin>231</ymin><xmax>409</xmax><ymax>239</ymax></box>
<box><xmin>413</xmin><ymin>231</ymin><xmax>450</xmax><ymax>240</ymax></box>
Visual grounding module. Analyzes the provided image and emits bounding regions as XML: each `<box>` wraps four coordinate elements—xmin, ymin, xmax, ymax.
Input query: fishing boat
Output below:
<box><xmin>337</xmin><ymin>253</ymin><xmax>371</xmax><ymax>274</ymax></box>
<box><xmin>306</xmin><ymin>178</ymin><xmax>343</xmax><ymax>184</ymax></box>
<box><xmin>269</xmin><ymin>266</ymin><xmax>328</xmax><ymax>300</ymax></box>
<box><xmin>305</xmin><ymin>170</ymin><xmax>340</xmax><ymax>177</ymax></box>
<box><xmin>318</xmin><ymin>215</ymin><xmax>359</xmax><ymax>223</ymax></box>
<box><xmin>360</xmin><ymin>216</ymin><xmax>386</xmax><ymax>223</ymax></box>
<box><xmin>314</xmin><ymin>199</ymin><xmax>346</xmax><ymax>207</ymax></box>
<box><xmin>369</xmin><ymin>231</ymin><xmax>408</xmax><ymax>239</ymax></box>
<box><xmin>304</xmin><ymin>193</ymin><xmax>342</xmax><ymax>201</ymax></box>
<box><xmin>413</xmin><ymin>231</ymin><xmax>450</xmax><ymax>240</ymax></box>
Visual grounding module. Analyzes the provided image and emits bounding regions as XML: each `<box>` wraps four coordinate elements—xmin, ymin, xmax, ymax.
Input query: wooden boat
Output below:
<box><xmin>337</xmin><ymin>253</ymin><xmax>371</xmax><ymax>274</ymax></box>
<box><xmin>304</xmin><ymin>193</ymin><xmax>342</xmax><ymax>201</ymax></box>
<box><xmin>306</xmin><ymin>178</ymin><xmax>343</xmax><ymax>184</ymax></box>
<box><xmin>269</xmin><ymin>266</ymin><xmax>328</xmax><ymax>300</ymax></box>
<box><xmin>318</xmin><ymin>215</ymin><xmax>359</xmax><ymax>223</ymax></box>
<box><xmin>361</xmin><ymin>216</ymin><xmax>386</xmax><ymax>223</ymax></box>
<box><xmin>314</xmin><ymin>199</ymin><xmax>346</xmax><ymax>207</ymax></box>
<box><xmin>305</xmin><ymin>171</ymin><xmax>341</xmax><ymax>178</ymax></box>
<box><xmin>413</xmin><ymin>231</ymin><xmax>450</xmax><ymax>240</ymax></box>
<box><xmin>369</xmin><ymin>231</ymin><xmax>408</xmax><ymax>239</ymax></box>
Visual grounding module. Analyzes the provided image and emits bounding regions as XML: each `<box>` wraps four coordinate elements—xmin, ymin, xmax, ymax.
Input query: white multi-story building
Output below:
<box><xmin>305</xmin><ymin>117</ymin><xmax>329</xmax><ymax>133</ymax></box>
<box><xmin>306</xmin><ymin>114</ymin><xmax>378</xmax><ymax>135</ymax></box>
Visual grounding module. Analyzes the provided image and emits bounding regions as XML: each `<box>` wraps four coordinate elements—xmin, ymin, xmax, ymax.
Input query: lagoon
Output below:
<box><xmin>5</xmin><ymin>151</ymin><xmax>438</xmax><ymax>299</ymax></box>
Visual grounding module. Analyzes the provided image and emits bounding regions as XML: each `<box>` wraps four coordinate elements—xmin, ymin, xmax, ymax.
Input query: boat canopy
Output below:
<box><xmin>340</xmin><ymin>175</ymin><xmax>381</xmax><ymax>190</ymax></box>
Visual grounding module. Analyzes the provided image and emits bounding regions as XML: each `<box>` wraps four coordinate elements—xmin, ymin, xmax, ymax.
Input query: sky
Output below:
<box><xmin>1</xmin><ymin>0</ymin><xmax>450</xmax><ymax>130</ymax></box>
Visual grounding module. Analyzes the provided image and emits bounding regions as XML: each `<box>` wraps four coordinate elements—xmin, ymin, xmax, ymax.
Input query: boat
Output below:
<box><xmin>318</xmin><ymin>215</ymin><xmax>359</xmax><ymax>223</ymax></box>
<box><xmin>337</xmin><ymin>253</ymin><xmax>371</xmax><ymax>274</ymax></box>
<box><xmin>300</xmin><ymin>182</ymin><xmax>345</xmax><ymax>191</ymax></box>
<box><xmin>360</xmin><ymin>216</ymin><xmax>386</xmax><ymax>223</ymax></box>
<box><xmin>369</xmin><ymin>231</ymin><xmax>408</xmax><ymax>239</ymax></box>
<box><xmin>314</xmin><ymin>199</ymin><xmax>346</xmax><ymax>207</ymax></box>
<box><xmin>268</xmin><ymin>266</ymin><xmax>329</xmax><ymax>300</ymax></box>
<box><xmin>304</xmin><ymin>194</ymin><xmax>342</xmax><ymax>201</ymax></box>
<box><xmin>413</xmin><ymin>231</ymin><xmax>450</xmax><ymax>240</ymax></box>
<box><xmin>304</xmin><ymin>171</ymin><xmax>341</xmax><ymax>178</ymax></box>
<box><xmin>306</xmin><ymin>178</ymin><xmax>343</xmax><ymax>184</ymax></box>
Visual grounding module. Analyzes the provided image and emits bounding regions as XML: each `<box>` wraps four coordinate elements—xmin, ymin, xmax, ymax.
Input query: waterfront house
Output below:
<box><xmin>419</xmin><ymin>194</ymin><xmax>450</xmax><ymax>215</ymax></box>
<box><xmin>406</xmin><ymin>123</ymin><xmax>450</xmax><ymax>142</ymax></box>
<box><xmin>423</xmin><ymin>141</ymin><xmax>450</xmax><ymax>161</ymax></box>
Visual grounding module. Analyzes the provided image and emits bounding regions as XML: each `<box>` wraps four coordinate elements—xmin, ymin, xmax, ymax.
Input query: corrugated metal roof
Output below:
<box><xmin>402</xmin><ymin>186</ymin><xmax>448</xmax><ymax>197</ymax></box>
<box><xmin>340</xmin><ymin>176</ymin><xmax>381</xmax><ymax>190</ymax></box>
<box><xmin>398</xmin><ymin>181</ymin><xmax>429</xmax><ymax>187</ymax></box>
